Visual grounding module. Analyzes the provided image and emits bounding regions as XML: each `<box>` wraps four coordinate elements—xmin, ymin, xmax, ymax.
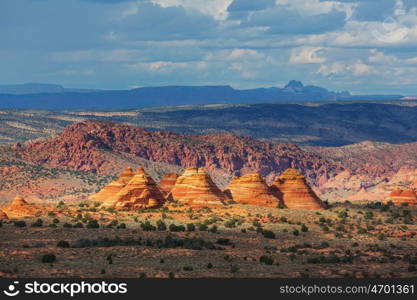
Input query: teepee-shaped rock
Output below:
<box><xmin>0</xmin><ymin>209</ymin><xmax>9</xmax><ymax>220</ymax></box>
<box><xmin>159</xmin><ymin>173</ymin><xmax>179</xmax><ymax>195</ymax></box>
<box><xmin>386</xmin><ymin>188</ymin><xmax>417</xmax><ymax>206</ymax></box>
<box><xmin>3</xmin><ymin>196</ymin><xmax>41</xmax><ymax>218</ymax></box>
<box><xmin>170</xmin><ymin>167</ymin><xmax>227</xmax><ymax>207</ymax></box>
<box><xmin>113</xmin><ymin>170</ymin><xmax>166</xmax><ymax>210</ymax></box>
<box><xmin>225</xmin><ymin>171</ymin><xmax>281</xmax><ymax>207</ymax></box>
<box><xmin>270</xmin><ymin>168</ymin><xmax>325</xmax><ymax>210</ymax></box>
<box><xmin>89</xmin><ymin>167</ymin><xmax>135</xmax><ymax>204</ymax></box>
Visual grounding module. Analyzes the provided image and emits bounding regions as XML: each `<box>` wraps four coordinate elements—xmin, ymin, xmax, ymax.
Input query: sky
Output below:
<box><xmin>1</xmin><ymin>0</ymin><xmax>417</xmax><ymax>94</ymax></box>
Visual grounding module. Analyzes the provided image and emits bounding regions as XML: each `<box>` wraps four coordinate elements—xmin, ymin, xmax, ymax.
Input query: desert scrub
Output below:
<box><xmin>14</xmin><ymin>220</ymin><xmax>26</xmax><ymax>227</ymax></box>
<box><xmin>262</xmin><ymin>230</ymin><xmax>276</xmax><ymax>239</ymax></box>
<box><xmin>140</xmin><ymin>221</ymin><xmax>156</xmax><ymax>231</ymax></box>
<box><xmin>224</xmin><ymin>218</ymin><xmax>240</xmax><ymax>228</ymax></box>
<box><xmin>169</xmin><ymin>224</ymin><xmax>185</xmax><ymax>232</ymax></box>
<box><xmin>31</xmin><ymin>218</ymin><xmax>43</xmax><ymax>227</ymax></box>
<box><xmin>56</xmin><ymin>240</ymin><xmax>70</xmax><ymax>248</ymax></box>
<box><xmin>260</xmin><ymin>255</ymin><xmax>274</xmax><ymax>265</ymax></box>
<box><xmin>156</xmin><ymin>220</ymin><xmax>167</xmax><ymax>231</ymax></box>
<box><xmin>198</xmin><ymin>223</ymin><xmax>208</xmax><ymax>231</ymax></box>
<box><xmin>86</xmin><ymin>220</ymin><xmax>100</xmax><ymax>228</ymax></box>
<box><xmin>41</xmin><ymin>253</ymin><xmax>56</xmax><ymax>263</ymax></box>
<box><xmin>186</xmin><ymin>223</ymin><xmax>195</xmax><ymax>232</ymax></box>
<box><xmin>216</xmin><ymin>238</ymin><xmax>231</xmax><ymax>245</ymax></box>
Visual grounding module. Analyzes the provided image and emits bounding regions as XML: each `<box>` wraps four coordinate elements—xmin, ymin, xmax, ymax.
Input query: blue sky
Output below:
<box><xmin>1</xmin><ymin>0</ymin><xmax>417</xmax><ymax>94</ymax></box>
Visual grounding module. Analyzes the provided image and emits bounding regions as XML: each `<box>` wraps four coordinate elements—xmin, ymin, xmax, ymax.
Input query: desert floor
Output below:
<box><xmin>1</xmin><ymin>202</ymin><xmax>416</xmax><ymax>278</ymax></box>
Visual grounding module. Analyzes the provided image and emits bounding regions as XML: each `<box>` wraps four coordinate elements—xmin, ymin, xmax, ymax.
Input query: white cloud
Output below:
<box><xmin>50</xmin><ymin>49</ymin><xmax>143</xmax><ymax>62</ymax></box>
<box><xmin>289</xmin><ymin>47</ymin><xmax>326</xmax><ymax>64</ymax></box>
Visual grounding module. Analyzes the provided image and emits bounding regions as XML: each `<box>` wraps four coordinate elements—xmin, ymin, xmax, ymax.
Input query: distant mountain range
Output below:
<box><xmin>0</xmin><ymin>83</ymin><xmax>98</xmax><ymax>95</ymax></box>
<box><xmin>0</xmin><ymin>81</ymin><xmax>404</xmax><ymax>110</ymax></box>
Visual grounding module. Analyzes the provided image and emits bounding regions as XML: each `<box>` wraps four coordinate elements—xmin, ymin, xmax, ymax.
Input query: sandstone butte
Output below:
<box><xmin>0</xmin><ymin>209</ymin><xmax>9</xmax><ymax>220</ymax></box>
<box><xmin>92</xmin><ymin>166</ymin><xmax>166</xmax><ymax>209</ymax></box>
<box><xmin>224</xmin><ymin>171</ymin><xmax>281</xmax><ymax>207</ymax></box>
<box><xmin>159</xmin><ymin>173</ymin><xmax>179</xmax><ymax>196</ymax></box>
<box><xmin>270</xmin><ymin>168</ymin><xmax>326</xmax><ymax>210</ymax></box>
<box><xmin>113</xmin><ymin>169</ymin><xmax>166</xmax><ymax>210</ymax></box>
<box><xmin>89</xmin><ymin>167</ymin><xmax>136</xmax><ymax>205</ymax></box>
<box><xmin>2</xmin><ymin>196</ymin><xmax>42</xmax><ymax>218</ymax></box>
<box><xmin>386</xmin><ymin>188</ymin><xmax>417</xmax><ymax>206</ymax></box>
<box><xmin>170</xmin><ymin>167</ymin><xmax>228</xmax><ymax>207</ymax></box>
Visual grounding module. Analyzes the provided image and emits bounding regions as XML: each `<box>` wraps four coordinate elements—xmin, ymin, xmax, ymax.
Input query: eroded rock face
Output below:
<box><xmin>113</xmin><ymin>170</ymin><xmax>166</xmax><ymax>210</ymax></box>
<box><xmin>3</xmin><ymin>196</ymin><xmax>42</xmax><ymax>218</ymax></box>
<box><xmin>90</xmin><ymin>166</ymin><xmax>165</xmax><ymax>209</ymax></box>
<box><xmin>386</xmin><ymin>188</ymin><xmax>417</xmax><ymax>206</ymax></box>
<box><xmin>225</xmin><ymin>171</ymin><xmax>281</xmax><ymax>207</ymax></box>
<box><xmin>170</xmin><ymin>167</ymin><xmax>227</xmax><ymax>207</ymax></box>
<box><xmin>89</xmin><ymin>167</ymin><xmax>135</xmax><ymax>205</ymax></box>
<box><xmin>0</xmin><ymin>210</ymin><xmax>8</xmax><ymax>220</ymax></box>
<box><xmin>159</xmin><ymin>173</ymin><xmax>179</xmax><ymax>195</ymax></box>
<box><xmin>271</xmin><ymin>168</ymin><xmax>326</xmax><ymax>210</ymax></box>
<box><xmin>17</xmin><ymin>120</ymin><xmax>340</xmax><ymax>187</ymax></box>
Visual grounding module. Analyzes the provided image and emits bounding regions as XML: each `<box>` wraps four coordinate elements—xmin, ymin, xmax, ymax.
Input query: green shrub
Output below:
<box><xmin>140</xmin><ymin>221</ymin><xmax>156</xmax><ymax>231</ymax></box>
<box><xmin>41</xmin><ymin>253</ymin><xmax>56</xmax><ymax>263</ymax></box>
<box><xmin>14</xmin><ymin>220</ymin><xmax>26</xmax><ymax>227</ymax></box>
<box><xmin>198</xmin><ymin>224</ymin><xmax>208</xmax><ymax>231</ymax></box>
<box><xmin>207</xmin><ymin>262</ymin><xmax>213</xmax><ymax>269</ymax></box>
<box><xmin>73</xmin><ymin>222</ymin><xmax>83</xmax><ymax>228</ymax></box>
<box><xmin>169</xmin><ymin>224</ymin><xmax>185</xmax><ymax>232</ymax></box>
<box><xmin>224</xmin><ymin>219</ymin><xmax>239</xmax><ymax>228</ymax></box>
<box><xmin>293</xmin><ymin>229</ymin><xmax>300</xmax><ymax>236</ymax></box>
<box><xmin>63</xmin><ymin>223</ymin><xmax>73</xmax><ymax>228</ymax></box>
<box><xmin>52</xmin><ymin>218</ymin><xmax>60</xmax><ymax>224</ymax></box>
<box><xmin>31</xmin><ymin>218</ymin><xmax>43</xmax><ymax>227</ymax></box>
<box><xmin>156</xmin><ymin>220</ymin><xmax>167</xmax><ymax>231</ymax></box>
<box><xmin>358</xmin><ymin>227</ymin><xmax>367</xmax><ymax>234</ymax></box>
<box><xmin>262</xmin><ymin>230</ymin><xmax>276</xmax><ymax>239</ymax></box>
<box><xmin>117</xmin><ymin>223</ymin><xmax>126</xmax><ymax>229</ymax></box>
<box><xmin>364</xmin><ymin>211</ymin><xmax>374</xmax><ymax>220</ymax></box>
<box><xmin>86</xmin><ymin>220</ymin><xmax>99</xmax><ymax>228</ymax></box>
<box><xmin>301</xmin><ymin>224</ymin><xmax>308</xmax><ymax>232</ymax></box>
<box><xmin>209</xmin><ymin>225</ymin><xmax>218</xmax><ymax>233</ymax></box>
<box><xmin>56</xmin><ymin>240</ymin><xmax>70</xmax><ymax>248</ymax></box>
<box><xmin>216</xmin><ymin>238</ymin><xmax>231</xmax><ymax>245</ymax></box>
<box><xmin>260</xmin><ymin>255</ymin><xmax>274</xmax><ymax>265</ymax></box>
<box><xmin>186</xmin><ymin>223</ymin><xmax>195</xmax><ymax>232</ymax></box>
<box><xmin>252</xmin><ymin>220</ymin><xmax>261</xmax><ymax>227</ymax></box>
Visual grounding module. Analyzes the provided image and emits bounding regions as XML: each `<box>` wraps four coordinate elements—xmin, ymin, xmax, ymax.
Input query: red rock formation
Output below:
<box><xmin>170</xmin><ymin>167</ymin><xmax>227</xmax><ymax>207</ymax></box>
<box><xmin>225</xmin><ymin>171</ymin><xmax>281</xmax><ymax>207</ymax></box>
<box><xmin>90</xmin><ymin>166</ymin><xmax>165</xmax><ymax>209</ymax></box>
<box><xmin>271</xmin><ymin>168</ymin><xmax>326</xmax><ymax>210</ymax></box>
<box><xmin>112</xmin><ymin>170</ymin><xmax>166</xmax><ymax>210</ymax></box>
<box><xmin>3</xmin><ymin>196</ymin><xmax>42</xmax><ymax>218</ymax></box>
<box><xmin>16</xmin><ymin>120</ymin><xmax>340</xmax><ymax>186</ymax></box>
<box><xmin>159</xmin><ymin>173</ymin><xmax>179</xmax><ymax>195</ymax></box>
<box><xmin>0</xmin><ymin>210</ymin><xmax>8</xmax><ymax>220</ymax></box>
<box><xmin>89</xmin><ymin>167</ymin><xmax>135</xmax><ymax>204</ymax></box>
<box><xmin>386</xmin><ymin>188</ymin><xmax>417</xmax><ymax>206</ymax></box>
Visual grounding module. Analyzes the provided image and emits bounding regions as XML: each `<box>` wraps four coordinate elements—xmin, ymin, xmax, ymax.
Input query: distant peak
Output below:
<box><xmin>285</xmin><ymin>80</ymin><xmax>304</xmax><ymax>89</ymax></box>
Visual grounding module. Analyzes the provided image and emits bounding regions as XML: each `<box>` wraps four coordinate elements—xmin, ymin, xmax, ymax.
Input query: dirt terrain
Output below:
<box><xmin>1</xmin><ymin>202</ymin><xmax>416</xmax><ymax>278</ymax></box>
